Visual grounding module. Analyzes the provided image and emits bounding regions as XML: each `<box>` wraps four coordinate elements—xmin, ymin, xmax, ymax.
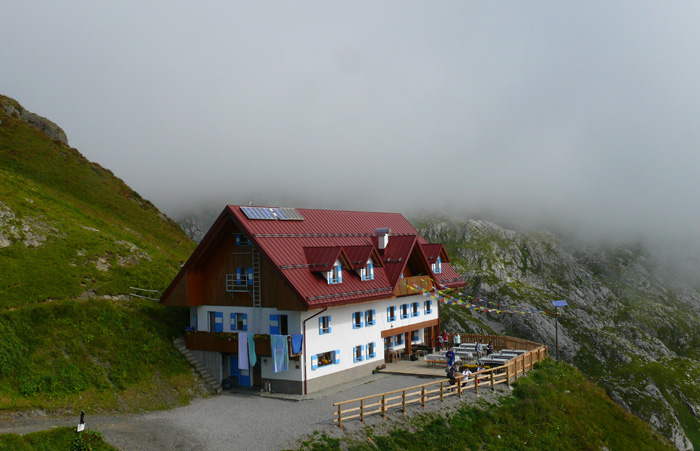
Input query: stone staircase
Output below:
<box><xmin>173</xmin><ymin>337</ymin><xmax>222</xmax><ymax>394</ymax></box>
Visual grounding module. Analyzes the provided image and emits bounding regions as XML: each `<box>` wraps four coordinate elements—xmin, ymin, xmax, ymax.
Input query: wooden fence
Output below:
<box><xmin>333</xmin><ymin>340</ymin><xmax>548</xmax><ymax>428</ymax></box>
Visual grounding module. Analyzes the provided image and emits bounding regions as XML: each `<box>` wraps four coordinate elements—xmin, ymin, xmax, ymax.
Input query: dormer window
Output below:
<box><xmin>360</xmin><ymin>262</ymin><xmax>374</xmax><ymax>281</ymax></box>
<box><xmin>432</xmin><ymin>257</ymin><xmax>442</xmax><ymax>274</ymax></box>
<box><xmin>328</xmin><ymin>264</ymin><xmax>342</xmax><ymax>284</ymax></box>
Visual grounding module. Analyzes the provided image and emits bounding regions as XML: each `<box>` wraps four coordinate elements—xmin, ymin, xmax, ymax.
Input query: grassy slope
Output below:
<box><xmin>0</xmin><ymin>427</ymin><xmax>116</xmax><ymax>451</ymax></box>
<box><xmin>0</xmin><ymin>95</ymin><xmax>200</xmax><ymax>414</ymax></box>
<box><xmin>295</xmin><ymin>360</ymin><xmax>674</xmax><ymax>451</ymax></box>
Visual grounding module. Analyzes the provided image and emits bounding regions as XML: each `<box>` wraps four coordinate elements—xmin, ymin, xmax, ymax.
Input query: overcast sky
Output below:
<box><xmin>2</xmin><ymin>2</ymin><xmax>700</xmax><ymax>243</ymax></box>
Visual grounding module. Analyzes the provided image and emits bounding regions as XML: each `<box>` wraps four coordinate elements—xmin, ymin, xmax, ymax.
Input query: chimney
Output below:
<box><xmin>375</xmin><ymin>228</ymin><xmax>391</xmax><ymax>250</ymax></box>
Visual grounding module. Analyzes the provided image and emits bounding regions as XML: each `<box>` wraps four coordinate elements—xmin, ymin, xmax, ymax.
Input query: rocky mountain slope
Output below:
<box><xmin>0</xmin><ymin>95</ymin><xmax>201</xmax><ymax>413</ymax></box>
<box><xmin>0</xmin><ymin>95</ymin><xmax>195</xmax><ymax>307</ymax></box>
<box><xmin>415</xmin><ymin>217</ymin><xmax>700</xmax><ymax>450</ymax></box>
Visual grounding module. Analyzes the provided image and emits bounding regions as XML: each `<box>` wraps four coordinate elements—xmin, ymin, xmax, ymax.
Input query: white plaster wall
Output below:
<box><xmin>302</xmin><ymin>293</ymin><xmax>437</xmax><ymax>382</ymax></box>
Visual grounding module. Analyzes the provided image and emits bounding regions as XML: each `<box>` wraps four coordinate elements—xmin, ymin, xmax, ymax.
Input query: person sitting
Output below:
<box><xmin>487</xmin><ymin>341</ymin><xmax>494</xmax><ymax>356</ymax></box>
<box><xmin>461</xmin><ymin>367</ymin><xmax>472</xmax><ymax>381</ymax></box>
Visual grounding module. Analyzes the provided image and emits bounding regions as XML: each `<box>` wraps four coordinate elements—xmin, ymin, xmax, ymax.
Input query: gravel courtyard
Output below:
<box><xmin>1</xmin><ymin>373</ymin><xmax>512</xmax><ymax>450</ymax></box>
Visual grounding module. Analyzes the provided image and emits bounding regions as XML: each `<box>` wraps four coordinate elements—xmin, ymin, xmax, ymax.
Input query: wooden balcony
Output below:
<box><xmin>185</xmin><ymin>330</ymin><xmax>272</xmax><ymax>355</ymax></box>
<box><xmin>395</xmin><ymin>276</ymin><xmax>433</xmax><ymax>297</ymax></box>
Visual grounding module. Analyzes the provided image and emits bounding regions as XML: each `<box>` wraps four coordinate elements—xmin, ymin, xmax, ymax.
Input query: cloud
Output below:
<box><xmin>2</xmin><ymin>1</ymin><xmax>699</xmax><ymax>243</ymax></box>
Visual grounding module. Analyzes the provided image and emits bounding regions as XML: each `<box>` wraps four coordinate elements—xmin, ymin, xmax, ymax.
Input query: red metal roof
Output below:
<box><xmin>162</xmin><ymin>205</ymin><xmax>465</xmax><ymax>309</ymax></box>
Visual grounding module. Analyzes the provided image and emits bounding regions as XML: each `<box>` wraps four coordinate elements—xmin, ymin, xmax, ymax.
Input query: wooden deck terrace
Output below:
<box><xmin>333</xmin><ymin>334</ymin><xmax>548</xmax><ymax>428</ymax></box>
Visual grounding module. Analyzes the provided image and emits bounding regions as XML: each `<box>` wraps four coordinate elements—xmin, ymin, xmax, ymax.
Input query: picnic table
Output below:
<box><xmin>424</xmin><ymin>354</ymin><xmax>461</xmax><ymax>367</ymax></box>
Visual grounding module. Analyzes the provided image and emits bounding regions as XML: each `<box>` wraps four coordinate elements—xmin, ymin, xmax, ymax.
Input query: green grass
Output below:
<box><xmin>294</xmin><ymin>360</ymin><xmax>674</xmax><ymax>451</ymax></box>
<box><xmin>0</xmin><ymin>298</ymin><xmax>196</xmax><ymax>413</ymax></box>
<box><xmin>0</xmin><ymin>427</ymin><xmax>116</xmax><ymax>451</ymax></box>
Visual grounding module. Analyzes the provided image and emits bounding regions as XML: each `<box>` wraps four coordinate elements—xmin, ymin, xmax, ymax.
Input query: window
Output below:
<box><xmin>319</xmin><ymin>315</ymin><xmax>331</xmax><ymax>334</ymax></box>
<box><xmin>236</xmin><ymin>267</ymin><xmax>253</xmax><ymax>285</ymax></box>
<box><xmin>352</xmin><ymin>311</ymin><xmax>363</xmax><ymax>329</ymax></box>
<box><xmin>412</xmin><ymin>331</ymin><xmax>419</xmax><ymax>342</ymax></box>
<box><xmin>361</xmin><ymin>262</ymin><xmax>374</xmax><ymax>281</ymax></box>
<box><xmin>411</xmin><ymin>302</ymin><xmax>420</xmax><ymax>317</ymax></box>
<box><xmin>270</xmin><ymin>314</ymin><xmax>287</xmax><ymax>335</ymax></box>
<box><xmin>353</xmin><ymin>345</ymin><xmax>364</xmax><ymax>363</ymax></box>
<box><xmin>395</xmin><ymin>334</ymin><xmax>403</xmax><ymax>345</ymax></box>
<box><xmin>328</xmin><ymin>264</ymin><xmax>342</xmax><ymax>284</ymax></box>
<box><xmin>230</xmin><ymin>313</ymin><xmax>247</xmax><ymax>331</ymax></box>
<box><xmin>312</xmin><ymin>350</ymin><xmax>339</xmax><ymax>370</ymax></box>
<box><xmin>432</xmin><ymin>257</ymin><xmax>442</xmax><ymax>274</ymax></box>
<box><xmin>366</xmin><ymin>342</ymin><xmax>376</xmax><ymax>359</ymax></box>
<box><xmin>209</xmin><ymin>311</ymin><xmax>223</xmax><ymax>332</ymax></box>
<box><xmin>387</xmin><ymin>306</ymin><xmax>396</xmax><ymax>322</ymax></box>
<box><xmin>400</xmin><ymin>304</ymin><xmax>409</xmax><ymax>319</ymax></box>
<box><xmin>424</xmin><ymin>300</ymin><xmax>432</xmax><ymax>314</ymax></box>
<box><xmin>365</xmin><ymin>309</ymin><xmax>375</xmax><ymax>326</ymax></box>
<box><xmin>235</xmin><ymin>233</ymin><xmax>250</xmax><ymax>246</ymax></box>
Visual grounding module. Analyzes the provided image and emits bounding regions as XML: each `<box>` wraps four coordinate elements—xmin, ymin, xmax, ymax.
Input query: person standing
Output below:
<box><xmin>475</xmin><ymin>340</ymin><xmax>483</xmax><ymax>359</ymax></box>
<box><xmin>453</xmin><ymin>332</ymin><xmax>461</xmax><ymax>347</ymax></box>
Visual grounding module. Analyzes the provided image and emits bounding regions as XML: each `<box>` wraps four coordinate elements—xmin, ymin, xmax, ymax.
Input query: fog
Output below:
<box><xmin>2</xmin><ymin>2</ymin><xmax>700</xmax><ymax>245</ymax></box>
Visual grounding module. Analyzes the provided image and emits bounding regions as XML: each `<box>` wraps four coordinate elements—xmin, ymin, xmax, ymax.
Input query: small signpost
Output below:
<box><xmin>77</xmin><ymin>410</ymin><xmax>85</xmax><ymax>432</ymax></box>
<box><xmin>551</xmin><ymin>300</ymin><xmax>568</xmax><ymax>362</ymax></box>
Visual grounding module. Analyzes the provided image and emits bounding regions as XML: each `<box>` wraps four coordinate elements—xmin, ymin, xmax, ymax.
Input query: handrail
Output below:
<box><xmin>333</xmin><ymin>341</ymin><xmax>549</xmax><ymax>428</ymax></box>
<box><xmin>129</xmin><ymin>287</ymin><xmax>161</xmax><ymax>301</ymax></box>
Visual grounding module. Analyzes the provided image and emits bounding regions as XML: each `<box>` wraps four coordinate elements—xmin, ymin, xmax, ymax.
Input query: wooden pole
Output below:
<box><xmin>381</xmin><ymin>395</ymin><xmax>386</xmax><ymax>418</ymax></box>
<box><xmin>402</xmin><ymin>390</ymin><xmax>406</xmax><ymax>414</ymax></box>
<box><xmin>338</xmin><ymin>404</ymin><xmax>342</xmax><ymax>429</ymax></box>
<box><xmin>360</xmin><ymin>399</ymin><xmax>364</xmax><ymax>423</ymax></box>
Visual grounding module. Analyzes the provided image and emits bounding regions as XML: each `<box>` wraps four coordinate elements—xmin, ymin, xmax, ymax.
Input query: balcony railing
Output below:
<box><xmin>185</xmin><ymin>330</ymin><xmax>272</xmax><ymax>355</ymax></box>
<box><xmin>395</xmin><ymin>276</ymin><xmax>433</xmax><ymax>297</ymax></box>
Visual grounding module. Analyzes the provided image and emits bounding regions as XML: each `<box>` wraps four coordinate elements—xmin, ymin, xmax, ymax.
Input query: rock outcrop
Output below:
<box><xmin>420</xmin><ymin>218</ymin><xmax>700</xmax><ymax>450</ymax></box>
<box><xmin>1</xmin><ymin>96</ymin><xmax>68</xmax><ymax>145</ymax></box>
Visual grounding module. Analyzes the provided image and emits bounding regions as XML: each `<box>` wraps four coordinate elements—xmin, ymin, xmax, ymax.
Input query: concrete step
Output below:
<box><xmin>173</xmin><ymin>336</ymin><xmax>222</xmax><ymax>394</ymax></box>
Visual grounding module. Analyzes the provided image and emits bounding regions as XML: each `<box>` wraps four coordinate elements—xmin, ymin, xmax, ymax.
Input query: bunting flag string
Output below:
<box><xmin>407</xmin><ymin>282</ymin><xmax>557</xmax><ymax>317</ymax></box>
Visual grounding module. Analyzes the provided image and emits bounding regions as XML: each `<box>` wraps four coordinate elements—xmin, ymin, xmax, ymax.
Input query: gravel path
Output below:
<box><xmin>0</xmin><ymin>374</ymin><xmax>511</xmax><ymax>450</ymax></box>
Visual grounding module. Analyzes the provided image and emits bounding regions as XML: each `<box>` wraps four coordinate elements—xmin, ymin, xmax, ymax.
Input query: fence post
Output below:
<box><xmin>421</xmin><ymin>386</ymin><xmax>426</xmax><ymax>408</ymax></box>
<box><xmin>382</xmin><ymin>395</ymin><xmax>386</xmax><ymax>418</ymax></box>
<box><xmin>360</xmin><ymin>399</ymin><xmax>364</xmax><ymax>423</ymax></box>
<box><xmin>402</xmin><ymin>390</ymin><xmax>406</xmax><ymax>414</ymax></box>
<box><xmin>506</xmin><ymin>365</ymin><xmax>510</xmax><ymax>388</ymax></box>
<box><xmin>475</xmin><ymin>374</ymin><xmax>479</xmax><ymax>396</ymax></box>
<box><xmin>491</xmin><ymin>370</ymin><xmax>495</xmax><ymax>390</ymax></box>
<box><xmin>338</xmin><ymin>404</ymin><xmax>342</xmax><ymax>429</ymax></box>
<box><xmin>457</xmin><ymin>376</ymin><xmax>462</xmax><ymax>398</ymax></box>
<box><xmin>440</xmin><ymin>381</ymin><xmax>444</xmax><ymax>402</ymax></box>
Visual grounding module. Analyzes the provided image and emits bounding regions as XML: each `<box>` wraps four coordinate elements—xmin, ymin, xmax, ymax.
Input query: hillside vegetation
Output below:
<box><xmin>296</xmin><ymin>360</ymin><xmax>674</xmax><ymax>451</ymax></box>
<box><xmin>0</xmin><ymin>95</ymin><xmax>200</xmax><ymax>414</ymax></box>
<box><xmin>415</xmin><ymin>217</ymin><xmax>700</xmax><ymax>450</ymax></box>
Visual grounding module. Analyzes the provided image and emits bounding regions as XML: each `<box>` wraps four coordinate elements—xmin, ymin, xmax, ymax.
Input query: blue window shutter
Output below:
<box><xmin>236</xmin><ymin>267</ymin><xmax>243</xmax><ymax>285</ymax></box>
<box><xmin>270</xmin><ymin>314</ymin><xmax>279</xmax><ymax>335</ymax></box>
<box><xmin>359</xmin><ymin>311</ymin><xmax>363</xmax><ymax>328</ymax></box>
<box><xmin>365</xmin><ymin>344</ymin><xmax>369</xmax><ymax>358</ymax></box>
<box><xmin>371</xmin><ymin>310</ymin><xmax>376</xmax><ymax>325</ymax></box>
<box><xmin>368</xmin><ymin>262</ymin><xmax>373</xmax><ymax>279</ymax></box>
<box><xmin>372</xmin><ymin>342</ymin><xmax>376</xmax><ymax>357</ymax></box>
<box><xmin>214</xmin><ymin>312</ymin><xmax>223</xmax><ymax>332</ymax></box>
<box><xmin>352</xmin><ymin>312</ymin><xmax>357</xmax><ymax>329</ymax></box>
<box><xmin>230</xmin><ymin>313</ymin><xmax>236</xmax><ymax>329</ymax></box>
<box><xmin>311</xmin><ymin>355</ymin><xmax>318</xmax><ymax>370</ymax></box>
<box><xmin>319</xmin><ymin>317</ymin><xmax>323</xmax><ymax>334</ymax></box>
<box><xmin>387</xmin><ymin>307</ymin><xmax>391</xmax><ymax>322</ymax></box>
<box><xmin>336</xmin><ymin>265</ymin><xmax>342</xmax><ymax>283</ymax></box>
<box><xmin>242</xmin><ymin>313</ymin><xmax>247</xmax><ymax>331</ymax></box>
<box><xmin>247</xmin><ymin>267</ymin><xmax>253</xmax><ymax>285</ymax></box>
<box><xmin>328</xmin><ymin>315</ymin><xmax>332</xmax><ymax>333</ymax></box>
<box><xmin>334</xmin><ymin>350</ymin><xmax>340</xmax><ymax>365</ymax></box>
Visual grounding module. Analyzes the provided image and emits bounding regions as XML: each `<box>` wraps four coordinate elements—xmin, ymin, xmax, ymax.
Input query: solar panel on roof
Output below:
<box><xmin>241</xmin><ymin>206</ymin><xmax>277</xmax><ymax>220</ymax></box>
<box><xmin>272</xmin><ymin>207</ymin><xmax>304</xmax><ymax>221</ymax></box>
